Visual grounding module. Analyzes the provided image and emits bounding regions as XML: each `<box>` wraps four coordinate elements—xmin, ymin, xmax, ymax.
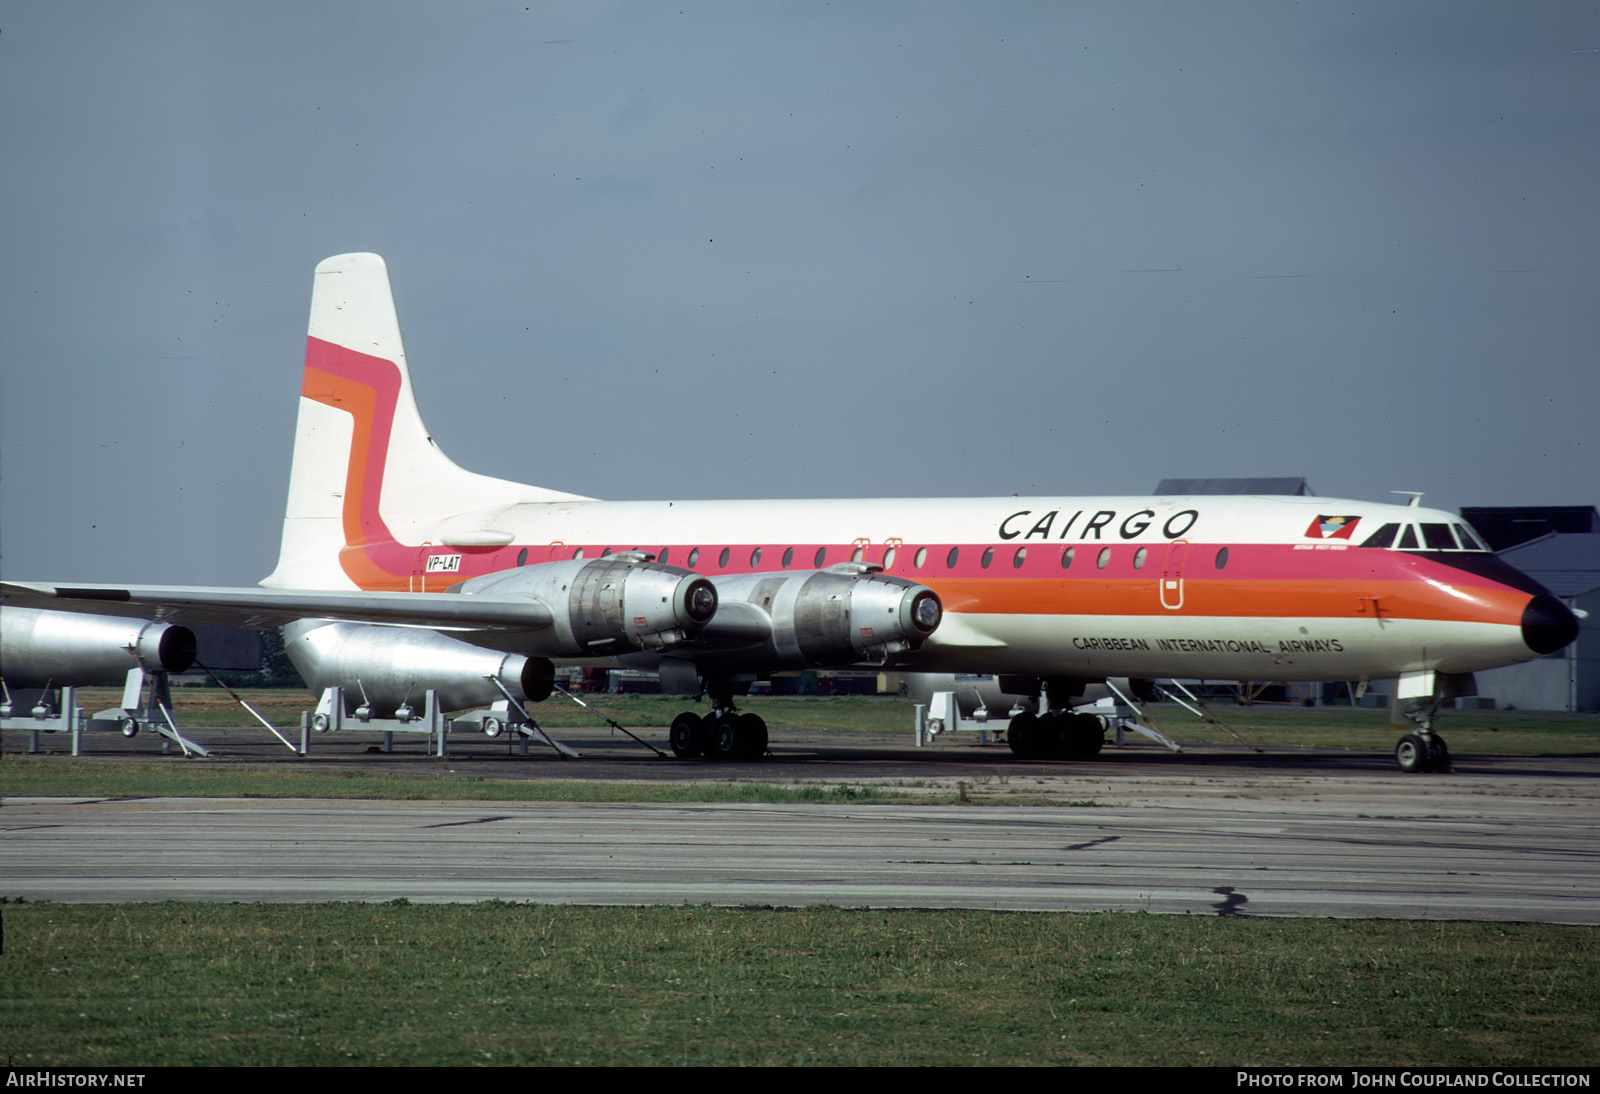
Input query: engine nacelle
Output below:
<box><xmin>686</xmin><ymin>565</ymin><xmax>942</xmax><ymax>672</ymax></box>
<box><xmin>283</xmin><ymin>618</ymin><xmax>555</xmax><ymax>717</ymax></box>
<box><xmin>455</xmin><ymin>556</ymin><xmax>717</xmax><ymax>656</ymax></box>
<box><xmin>0</xmin><ymin>606</ymin><xmax>197</xmax><ymax>687</ymax></box>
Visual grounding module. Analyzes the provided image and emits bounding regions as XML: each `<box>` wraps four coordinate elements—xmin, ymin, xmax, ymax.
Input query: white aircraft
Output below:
<box><xmin>3</xmin><ymin>254</ymin><xmax>1579</xmax><ymax>770</ymax></box>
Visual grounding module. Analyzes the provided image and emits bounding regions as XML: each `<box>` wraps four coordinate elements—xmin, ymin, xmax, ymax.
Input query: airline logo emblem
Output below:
<box><xmin>1305</xmin><ymin>515</ymin><xmax>1361</xmax><ymax>540</ymax></box>
<box><xmin>425</xmin><ymin>554</ymin><xmax>462</xmax><ymax>573</ymax></box>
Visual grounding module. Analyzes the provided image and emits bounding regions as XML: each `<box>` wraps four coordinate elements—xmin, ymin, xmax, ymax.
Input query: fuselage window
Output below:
<box><xmin>572</xmin><ymin>547</ymin><xmax>584</xmax><ymax>559</ymax></box>
<box><xmin>1397</xmin><ymin>526</ymin><xmax>1419</xmax><ymax>550</ymax></box>
<box><xmin>946</xmin><ymin>546</ymin><xmax>960</xmax><ymax>569</ymax></box>
<box><xmin>851</xmin><ymin>546</ymin><xmax>864</xmax><ymax>563</ymax></box>
<box><xmin>1096</xmin><ymin>547</ymin><xmax>1111</xmax><ymax>569</ymax></box>
<box><xmin>1422</xmin><ymin>523</ymin><xmax>1457</xmax><ymax>550</ymax></box>
<box><xmin>658</xmin><ymin>547</ymin><xmax>670</xmax><ymax>565</ymax></box>
<box><xmin>1214</xmin><ymin>546</ymin><xmax>1229</xmax><ymax>570</ymax></box>
<box><xmin>883</xmin><ymin>546</ymin><xmax>897</xmax><ymax>569</ymax></box>
<box><xmin>981</xmin><ymin>547</ymin><xmax>994</xmax><ymax>569</ymax></box>
<box><xmin>750</xmin><ymin>547</ymin><xmax>762</xmax><ymax>567</ymax></box>
<box><xmin>1061</xmin><ymin>547</ymin><xmax>1074</xmax><ymax>569</ymax></box>
<box><xmin>1132</xmin><ymin>547</ymin><xmax>1147</xmax><ymax>570</ymax></box>
<box><xmin>687</xmin><ymin>547</ymin><xmax>700</xmax><ymax>569</ymax></box>
<box><xmin>914</xmin><ymin>547</ymin><xmax>927</xmax><ymax>569</ymax></box>
<box><xmin>718</xmin><ymin>547</ymin><xmax>730</xmax><ymax>568</ymax></box>
<box><xmin>1012</xmin><ymin>546</ymin><xmax>1027</xmax><ymax>569</ymax></box>
<box><xmin>1360</xmin><ymin>523</ymin><xmax>1399</xmax><ymax>549</ymax></box>
<box><xmin>517</xmin><ymin>548</ymin><xmax>529</xmax><ymax>567</ymax></box>
<box><xmin>782</xmin><ymin>547</ymin><xmax>794</xmax><ymax>568</ymax></box>
<box><xmin>601</xmin><ymin>547</ymin><xmax>613</xmax><ymax>557</ymax></box>
<box><xmin>1454</xmin><ymin>523</ymin><xmax>1487</xmax><ymax>552</ymax></box>
<box><xmin>814</xmin><ymin>546</ymin><xmax>827</xmax><ymax>568</ymax></box>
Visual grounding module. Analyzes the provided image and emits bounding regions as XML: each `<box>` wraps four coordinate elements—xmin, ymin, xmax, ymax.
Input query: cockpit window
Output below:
<box><xmin>1360</xmin><ymin>519</ymin><xmax>1489</xmax><ymax>552</ymax></box>
<box><xmin>1421</xmin><ymin>523</ymin><xmax>1457</xmax><ymax>550</ymax></box>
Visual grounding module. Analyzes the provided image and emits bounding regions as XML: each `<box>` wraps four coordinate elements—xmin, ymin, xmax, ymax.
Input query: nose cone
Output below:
<box><xmin>1522</xmin><ymin>594</ymin><xmax>1579</xmax><ymax>655</ymax></box>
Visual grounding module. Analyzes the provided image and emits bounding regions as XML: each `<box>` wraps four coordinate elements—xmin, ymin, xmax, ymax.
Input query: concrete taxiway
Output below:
<box><xmin>4</xmin><ymin>773</ymin><xmax>1596</xmax><ymax>921</ymax></box>
<box><xmin>8</xmin><ymin>715</ymin><xmax>1598</xmax><ymax>922</ymax></box>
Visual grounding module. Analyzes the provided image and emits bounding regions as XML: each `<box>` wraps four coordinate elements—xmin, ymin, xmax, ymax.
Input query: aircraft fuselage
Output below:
<box><xmin>332</xmin><ymin>493</ymin><xmax>1562</xmax><ymax>683</ymax></box>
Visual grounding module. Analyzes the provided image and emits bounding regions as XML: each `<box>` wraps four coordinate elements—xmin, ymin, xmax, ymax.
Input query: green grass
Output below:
<box><xmin>64</xmin><ymin>687</ymin><xmax>1600</xmax><ymax>749</ymax></box>
<box><xmin>70</xmin><ymin>688</ymin><xmax>917</xmax><ymax>732</ymax></box>
<box><xmin>1147</xmin><ymin>706</ymin><xmax>1600</xmax><ymax>756</ymax></box>
<box><xmin>554</xmin><ymin>693</ymin><xmax>915</xmax><ymax>733</ymax></box>
<box><xmin>2</xmin><ymin>902</ymin><xmax>1594</xmax><ymax>1066</ymax></box>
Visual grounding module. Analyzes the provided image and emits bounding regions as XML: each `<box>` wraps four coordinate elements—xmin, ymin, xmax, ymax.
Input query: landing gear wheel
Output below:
<box><xmin>119</xmin><ymin>717</ymin><xmax>139</xmax><ymax>738</ymax></box>
<box><xmin>735</xmin><ymin>713</ymin><xmax>768</xmax><ymax>759</ymax></box>
<box><xmin>710</xmin><ymin>714</ymin><xmax>741</xmax><ymax>760</ymax></box>
<box><xmin>1007</xmin><ymin>711</ymin><xmax>1044</xmax><ymax>759</ymax></box>
<box><xmin>708</xmin><ymin>713</ymin><xmax>766</xmax><ymax>760</ymax></box>
<box><xmin>669</xmin><ymin>712</ymin><xmax>707</xmax><ymax>758</ymax></box>
<box><xmin>1061</xmin><ymin>713</ymin><xmax>1105</xmax><ymax>758</ymax></box>
<box><xmin>1426</xmin><ymin>734</ymin><xmax>1450</xmax><ymax>772</ymax></box>
<box><xmin>1025</xmin><ymin>711</ymin><xmax>1055</xmax><ymax>754</ymax></box>
<box><xmin>1395</xmin><ymin>734</ymin><xmax>1429</xmax><ymax>773</ymax></box>
<box><xmin>1038</xmin><ymin>712</ymin><xmax>1070</xmax><ymax>757</ymax></box>
<box><xmin>481</xmin><ymin>715</ymin><xmax>502</xmax><ymax>739</ymax></box>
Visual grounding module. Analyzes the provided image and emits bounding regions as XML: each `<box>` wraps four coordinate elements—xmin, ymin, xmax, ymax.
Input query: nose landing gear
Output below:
<box><xmin>1395</xmin><ymin>732</ymin><xmax>1450</xmax><ymax>773</ymax></box>
<box><xmin>1390</xmin><ymin>671</ymin><xmax>1462</xmax><ymax>773</ymax></box>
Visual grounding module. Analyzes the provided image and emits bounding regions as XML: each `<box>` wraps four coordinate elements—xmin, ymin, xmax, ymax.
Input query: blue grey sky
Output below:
<box><xmin>3</xmin><ymin>2</ymin><xmax>1596</xmax><ymax>586</ymax></box>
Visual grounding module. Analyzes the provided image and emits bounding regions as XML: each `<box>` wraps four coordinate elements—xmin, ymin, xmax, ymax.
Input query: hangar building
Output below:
<box><xmin>1468</xmin><ymin>507</ymin><xmax>1599</xmax><ymax>712</ymax></box>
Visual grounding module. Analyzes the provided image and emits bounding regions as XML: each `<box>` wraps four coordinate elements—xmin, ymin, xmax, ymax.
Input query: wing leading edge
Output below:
<box><xmin>0</xmin><ymin>581</ymin><xmax>554</xmax><ymax>633</ymax></box>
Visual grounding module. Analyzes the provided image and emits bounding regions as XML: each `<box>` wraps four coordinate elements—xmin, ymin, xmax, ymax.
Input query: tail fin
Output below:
<box><xmin>262</xmin><ymin>253</ymin><xmax>587</xmax><ymax>591</ymax></box>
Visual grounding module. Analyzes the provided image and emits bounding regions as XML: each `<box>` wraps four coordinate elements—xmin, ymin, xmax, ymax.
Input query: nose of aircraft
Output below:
<box><xmin>1522</xmin><ymin>594</ymin><xmax>1580</xmax><ymax>655</ymax></box>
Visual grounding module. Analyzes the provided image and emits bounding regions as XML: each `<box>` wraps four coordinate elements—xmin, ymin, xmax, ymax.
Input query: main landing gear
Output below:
<box><xmin>669</xmin><ymin>707</ymin><xmax>769</xmax><ymax>761</ymax></box>
<box><xmin>1006</xmin><ymin>710</ymin><xmax>1105</xmax><ymax>760</ymax></box>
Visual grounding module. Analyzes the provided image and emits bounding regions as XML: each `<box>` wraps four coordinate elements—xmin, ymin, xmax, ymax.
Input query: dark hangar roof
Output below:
<box><xmin>1155</xmin><ymin>477</ymin><xmax>1314</xmax><ymax>496</ymax></box>
<box><xmin>1497</xmin><ymin>533</ymin><xmax>1600</xmax><ymax>599</ymax></box>
<box><xmin>1460</xmin><ymin>506</ymin><xmax>1600</xmax><ymax>552</ymax></box>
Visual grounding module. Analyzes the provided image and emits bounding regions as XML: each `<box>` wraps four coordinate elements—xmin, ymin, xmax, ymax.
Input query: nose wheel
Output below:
<box><xmin>1395</xmin><ymin>732</ymin><xmax>1450</xmax><ymax>773</ymax></box>
<box><xmin>1391</xmin><ymin>684</ymin><xmax>1455</xmax><ymax>773</ymax></box>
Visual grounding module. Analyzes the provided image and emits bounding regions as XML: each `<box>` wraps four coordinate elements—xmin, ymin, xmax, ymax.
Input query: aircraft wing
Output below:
<box><xmin>0</xmin><ymin>581</ymin><xmax>554</xmax><ymax>633</ymax></box>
